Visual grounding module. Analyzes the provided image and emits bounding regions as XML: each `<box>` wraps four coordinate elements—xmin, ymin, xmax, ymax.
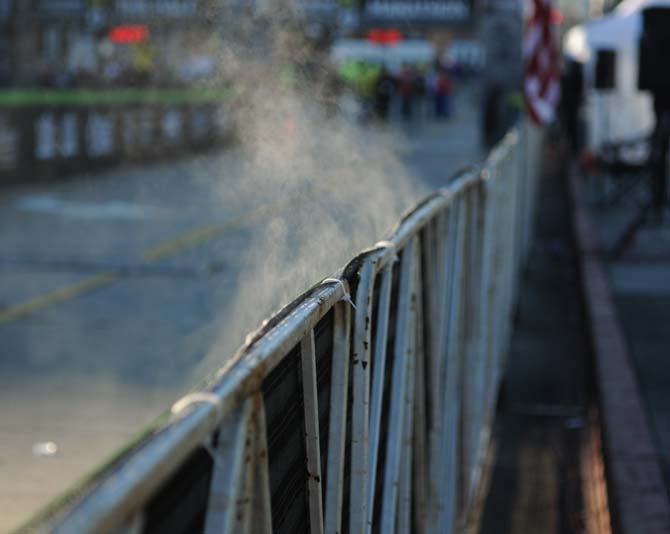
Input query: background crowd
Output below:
<box><xmin>339</xmin><ymin>60</ymin><xmax>456</xmax><ymax>122</ymax></box>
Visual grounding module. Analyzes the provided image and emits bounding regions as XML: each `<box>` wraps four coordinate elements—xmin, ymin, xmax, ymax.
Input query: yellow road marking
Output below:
<box><xmin>140</xmin><ymin>223</ymin><xmax>224</xmax><ymax>262</ymax></box>
<box><xmin>141</xmin><ymin>189</ymin><xmax>321</xmax><ymax>262</ymax></box>
<box><xmin>0</xmin><ymin>271</ymin><xmax>120</xmax><ymax>324</ymax></box>
<box><xmin>140</xmin><ymin>209</ymin><xmax>263</xmax><ymax>262</ymax></box>
<box><xmin>0</xmin><ymin>189</ymin><xmax>321</xmax><ymax>326</ymax></box>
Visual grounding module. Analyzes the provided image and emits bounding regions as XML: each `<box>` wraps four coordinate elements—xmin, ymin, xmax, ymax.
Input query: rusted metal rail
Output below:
<box><xmin>32</xmin><ymin>122</ymin><xmax>541</xmax><ymax>534</ymax></box>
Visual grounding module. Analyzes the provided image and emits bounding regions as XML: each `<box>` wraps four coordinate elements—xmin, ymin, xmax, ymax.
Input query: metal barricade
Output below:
<box><xmin>0</xmin><ymin>97</ymin><xmax>227</xmax><ymax>183</ymax></box>
<box><xmin>30</xmin><ymin>122</ymin><xmax>541</xmax><ymax>534</ymax></box>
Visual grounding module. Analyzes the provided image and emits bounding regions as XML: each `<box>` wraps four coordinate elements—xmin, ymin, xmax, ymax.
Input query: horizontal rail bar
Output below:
<box><xmin>31</xmin><ymin>121</ymin><xmax>542</xmax><ymax>534</ymax></box>
<box><xmin>48</xmin><ymin>281</ymin><xmax>347</xmax><ymax>533</ymax></box>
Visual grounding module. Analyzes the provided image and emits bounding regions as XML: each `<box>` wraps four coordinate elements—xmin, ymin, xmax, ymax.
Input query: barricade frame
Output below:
<box><xmin>28</xmin><ymin>123</ymin><xmax>541</xmax><ymax>534</ymax></box>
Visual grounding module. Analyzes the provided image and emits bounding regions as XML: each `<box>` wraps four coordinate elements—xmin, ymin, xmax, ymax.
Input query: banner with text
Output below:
<box><xmin>360</xmin><ymin>0</ymin><xmax>474</xmax><ymax>26</ymax></box>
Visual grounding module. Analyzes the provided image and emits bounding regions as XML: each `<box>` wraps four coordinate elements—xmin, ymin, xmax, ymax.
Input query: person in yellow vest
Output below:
<box><xmin>131</xmin><ymin>42</ymin><xmax>154</xmax><ymax>84</ymax></box>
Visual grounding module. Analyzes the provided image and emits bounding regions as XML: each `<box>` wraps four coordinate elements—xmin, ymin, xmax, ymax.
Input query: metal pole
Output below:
<box><xmin>325</xmin><ymin>303</ymin><xmax>352</xmax><ymax>534</ymax></box>
<box><xmin>301</xmin><ymin>329</ymin><xmax>325</xmax><ymax>534</ymax></box>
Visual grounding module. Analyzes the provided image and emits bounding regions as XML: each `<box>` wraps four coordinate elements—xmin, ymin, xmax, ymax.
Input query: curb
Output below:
<box><xmin>569</xmin><ymin>164</ymin><xmax>670</xmax><ymax>534</ymax></box>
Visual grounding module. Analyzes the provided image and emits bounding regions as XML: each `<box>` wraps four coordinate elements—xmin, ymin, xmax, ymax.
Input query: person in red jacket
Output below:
<box><xmin>435</xmin><ymin>68</ymin><xmax>453</xmax><ymax>119</ymax></box>
<box><xmin>399</xmin><ymin>65</ymin><xmax>414</xmax><ymax>120</ymax></box>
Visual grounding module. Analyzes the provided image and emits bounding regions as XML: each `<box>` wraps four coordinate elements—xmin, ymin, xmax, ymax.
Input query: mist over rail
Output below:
<box><xmin>26</xmin><ymin>122</ymin><xmax>542</xmax><ymax>534</ymax></box>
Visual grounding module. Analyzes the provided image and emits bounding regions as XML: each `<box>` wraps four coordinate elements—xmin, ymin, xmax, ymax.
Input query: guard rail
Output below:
<box><xmin>28</xmin><ymin>121</ymin><xmax>542</xmax><ymax>534</ymax></box>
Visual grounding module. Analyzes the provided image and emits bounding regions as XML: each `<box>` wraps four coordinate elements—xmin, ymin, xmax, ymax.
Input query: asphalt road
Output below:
<box><xmin>0</xmin><ymin>92</ymin><xmax>482</xmax><ymax>531</ymax></box>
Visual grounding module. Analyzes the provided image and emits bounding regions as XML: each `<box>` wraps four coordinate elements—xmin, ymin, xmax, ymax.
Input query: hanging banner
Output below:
<box><xmin>37</xmin><ymin>0</ymin><xmax>86</xmax><ymax>16</ymax></box>
<box><xmin>298</xmin><ymin>0</ymin><xmax>339</xmax><ymax>21</ymax></box>
<box><xmin>116</xmin><ymin>0</ymin><xmax>199</xmax><ymax>19</ymax></box>
<box><xmin>523</xmin><ymin>0</ymin><xmax>560</xmax><ymax>125</ymax></box>
<box><xmin>360</xmin><ymin>0</ymin><xmax>473</xmax><ymax>26</ymax></box>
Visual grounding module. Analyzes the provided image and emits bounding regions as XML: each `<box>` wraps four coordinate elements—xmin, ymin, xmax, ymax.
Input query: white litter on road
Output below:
<box><xmin>32</xmin><ymin>441</ymin><xmax>58</xmax><ymax>458</ymax></box>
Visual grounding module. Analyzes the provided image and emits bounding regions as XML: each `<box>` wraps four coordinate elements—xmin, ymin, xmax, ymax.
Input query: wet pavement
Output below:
<box><xmin>0</xmin><ymin>91</ymin><xmax>483</xmax><ymax>531</ymax></box>
<box><xmin>479</xmin><ymin>142</ymin><xmax>593</xmax><ymax>534</ymax></box>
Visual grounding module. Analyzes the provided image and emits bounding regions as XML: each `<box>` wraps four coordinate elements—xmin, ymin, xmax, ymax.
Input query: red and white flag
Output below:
<box><xmin>524</xmin><ymin>0</ymin><xmax>560</xmax><ymax>125</ymax></box>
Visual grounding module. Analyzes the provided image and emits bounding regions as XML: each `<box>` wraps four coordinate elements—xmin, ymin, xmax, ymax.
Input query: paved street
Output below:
<box><xmin>0</xmin><ymin>91</ymin><xmax>483</xmax><ymax>531</ymax></box>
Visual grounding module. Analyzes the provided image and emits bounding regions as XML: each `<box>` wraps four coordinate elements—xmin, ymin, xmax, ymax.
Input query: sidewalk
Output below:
<box><xmin>575</xmin><ymin>169</ymin><xmax>670</xmax><ymax>502</ymax></box>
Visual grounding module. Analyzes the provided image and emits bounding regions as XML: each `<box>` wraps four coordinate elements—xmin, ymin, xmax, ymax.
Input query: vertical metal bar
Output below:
<box><xmin>521</xmin><ymin>122</ymin><xmax>532</xmax><ymax>258</ymax></box>
<box><xmin>250</xmin><ymin>395</ymin><xmax>273</xmax><ymax>534</ymax></box>
<box><xmin>423</xmin><ymin>216</ymin><xmax>441</xmax><ymax>528</ymax></box>
<box><xmin>494</xmin><ymin>154</ymin><xmax>516</xmax><ymax>393</ymax></box>
<box><xmin>462</xmin><ymin>182</ymin><xmax>487</xmax><ymax>512</ymax></box>
<box><xmin>515</xmin><ymin>136</ymin><xmax>527</xmax><ymax>297</ymax></box>
<box><xmin>427</xmin><ymin>206</ymin><xmax>459</xmax><ymax>534</ymax></box>
<box><xmin>488</xmin><ymin>172</ymin><xmax>506</xmax><ymax>417</ymax></box>
<box><xmin>436</xmin><ymin>193</ymin><xmax>467</xmax><ymax>534</ymax></box>
<box><xmin>523</xmin><ymin>122</ymin><xmax>539</xmax><ymax>262</ymax></box>
<box><xmin>410</xmin><ymin>241</ymin><xmax>426</xmax><ymax>534</ymax></box>
<box><xmin>436</xmin><ymin>215</ymin><xmax>448</xmax><ymax>355</ymax></box>
<box><xmin>234</xmin><ymin>407</ymin><xmax>257</xmax><ymax>534</ymax></box>
<box><xmin>485</xmin><ymin>171</ymin><xmax>506</xmax><ymax>432</ymax></box>
<box><xmin>301</xmin><ymin>330</ymin><xmax>325</xmax><ymax>534</ymax></box>
<box><xmin>431</xmin><ymin>211</ymin><xmax>451</xmax><ymax>418</ymax></box>
<box><xmin>397</xmin><ymin>296</ymin><xmax>416</xmax><ymax>534</ymax></box>
<box><xmin>432</xmin><ymin>211</ymin><xmax>450</xmax><ymax>371</ymax></box>
<box><xmin>468</xmin><ymin>174</ymin><xmax>497</xmax><ymax>510</ymax></box>
<box><xmin>325</xmin><ymin>302</ymin><xmax>352</xmax><ymax>534</ymax></box>
<box><xmin>204</xmin><ymin>399</ymin><xmax>253</xmax><ymax>534</ymax></box>
<box><xmin>350</xmin><ymin>259</ymin><xmax>377</xmax><ymax>534</ymax></box>
<box><xmin>412</xmin><ymin>327</ymin><xmax>428</xmax><ymax>532</ymax></box>
<box><xmin>397</xmin><ymin>238</ymin><xmax>419</xmax><ymax>534</ymax></box>
<box><xmin>366</xmin><ymin>264</ymin><xmax>393</xmax><ymax>532</ymax></box>
<box><xmin>520</xmin><ymin>131</ymin><xmax>529</xmax><ymax>263</ymax></box>
<box><xmin>422</xmin><ymin>219</ymin><xmax>438</xmax><ymax>337</ymax></box>
<box><xmin>460</xmin><ymin>185</ymin><xmax>477</xmax><ymax>508</ymax></box>
<box><xmin>380</xmin><ymin>238</ymin><xmax>416</xmax><ymax>534</ymax></box>
<box><xmin>477</xmin><ymin>171</ymin><xmax>500</xmax><ymax>440</ymax></box>
<box><xmin>420</xmin><ymin>218</ymin><xmax>442</xmax><ymax>467</ymax></box>
<box><xmin>119</xmin><ymin>512</ymin><xmax>144</xmax><ymax>534</ymax></box>
<box><xmin>229</xmin><ymin>395</ymin><xmax>273</xmax><ymax>534</ymax></box>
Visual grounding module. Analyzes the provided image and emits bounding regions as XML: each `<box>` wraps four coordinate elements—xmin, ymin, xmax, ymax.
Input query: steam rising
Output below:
<box><xmin>0</xmin><ymin>7</ymin><xmax>475</xmax><ymax>530</ymax></box>
<box><xmin>190</xmin><ymin>14</ymin><xmax>430</xmax><ymax>382</ymax></box>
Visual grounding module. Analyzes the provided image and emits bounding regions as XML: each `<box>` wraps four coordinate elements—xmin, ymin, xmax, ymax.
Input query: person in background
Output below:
<box><xmin>426</xmin><ymin>66</ymin><xmax>439</xmax><ymax>117</ymax></box>
<box><xmin>358</xmin><ymin>62</ymin><xmax>380</xmax><ymax>122</ymax></box>
<box><xmin>374</xmin><ymin>66</ymin><xmax>395</xmax><ymax>121</ymax></box>
<box><xmin>559</xmin><ymin>58</ymin><xmax>583</xmax><ymax>156</ymax></box>
<box><xmin>435</xmin><ymin>68</ymin><xmax>453</xmax><ymax>119</ymax></box>
<box><xmin>398</xmin><ymin>64</ymin><xmax>414</xmax><ymax>121</ymax></box>
<box><xmin>412</xmin><ymin>67</ymin><xmax>427</xmax><ymax>121</ymax></box>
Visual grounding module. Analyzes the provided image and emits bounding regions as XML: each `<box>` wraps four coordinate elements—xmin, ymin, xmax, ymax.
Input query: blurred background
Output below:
<box><xmin>3</xmin><ymin>0</ymin><xmax>665</xmax><ymax>532</ymax></box>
